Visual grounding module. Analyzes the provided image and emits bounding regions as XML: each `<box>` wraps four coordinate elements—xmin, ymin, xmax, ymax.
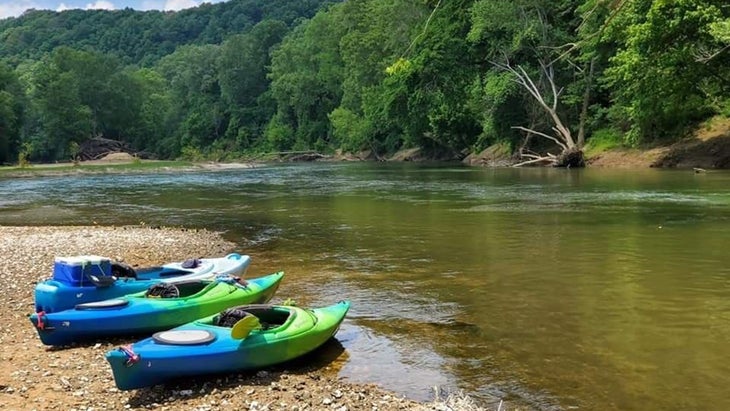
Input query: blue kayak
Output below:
<box><xmin>106</xmin><ymin>300</ymin><xmax>349</xmax><ymax>390</ymax></box>
<box><xmin>30</xmin><ymin>272</ymin><xmax>284</xmax><ymax>346</ymax></box>
<box><xmin>34</xmin><ymin>253</ymin><xmax>251</xmax><ymax>313</ymax></box>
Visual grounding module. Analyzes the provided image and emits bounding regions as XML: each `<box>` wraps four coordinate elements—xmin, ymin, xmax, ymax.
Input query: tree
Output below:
<box><xmin>267</xmin><ymin>7</ymin><xmax>347</xmax><ymax>151</ymax></box>
<box><xmin>0</xmin><ymin>61</ymin><xmax>24</xmax><ymax>164</ymax></box>
<box><xmin>469</xmin><ymin>0</ymin><xmax>590</xmax><ymax>167</ymax></box>
<box><xmin>125</xmin><ymin>68</ymin><xmax>170</xmax><ymax>156</ymax></box>
<box><xmin>28</xmin><ymin>53</ymin><xmax>93</xmax><ymax>161</ymax></box>
<box><xmin>0</xmin><ymin>1</ymin><xmax>336</xmax><ymax>66</ymax></box>
<box><xmin>155</xmin><ymin>44</ymin><xmax>224</xmax><ymax>157</ymax></box>
<box><xmin>219</xmin><ymin>20</ymin><xmax>288</xmax><ymax>150</ymax></box>
<box><xmin>24</xmin><ymin>47</ymin><xmax>149</xmax><ymax>161</ymax></box>
<box><xmin>602</xmin><ymin>0</ymin><xmax>729</xmax><ymax>143</ymax></box>
<box><xmin>493</xmin><ymin>59</ymin><xmax>584</xmax><ymax>166</ymax></box>
<box><xmin>379</xmin><ymin>0</ymin><xmax>483</xmax><ymax>154</ymax></box>
<box><xmin>335</xmin><ymin>0</ymin><xmax>430</xmax><ymax>153</ymax></box>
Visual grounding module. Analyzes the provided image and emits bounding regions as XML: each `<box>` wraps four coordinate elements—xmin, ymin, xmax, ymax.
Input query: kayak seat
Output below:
<box><xmin>145</xmin><ymin>283</ymin><xmax>180</xmax><ymax>298</ymax></box>
<box><xmin>110</xmin><ymin>262</ymin><xmax>137</xmax><ymax>279</ymax></box>
<box><xmin>174</xmin><ymin>281</ymin><xmax>210</xmax><ymax>297</ymax></box>
<box><xmin>86</xmin><ymin>273</ymin><xmax>117</xmax><ymax>288</ymax></box>
<box><xmin>216</xmin><ymin>307</ymin><xmax>253</xmax><ymax>328</ymax></box>
<box><xmin>216</xmin><ymin>305</ymin><xmax>292</xmax><ymax>330</ymax></box>
<box><xmin>144</xmin><ymin>281</ymin><xmax>208</xmax><ymax>299</ymax></box>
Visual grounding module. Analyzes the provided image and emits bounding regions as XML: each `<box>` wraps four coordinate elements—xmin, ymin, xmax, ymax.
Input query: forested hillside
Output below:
<box><xmin>0</xmin><ymin>0</ymin><xmax>331</xmax><ymax>66</ymax></box>
<box><xmin>0</xmin><ymin>0</ymin><xmax>727</xmax><ymax>166</ymax></box>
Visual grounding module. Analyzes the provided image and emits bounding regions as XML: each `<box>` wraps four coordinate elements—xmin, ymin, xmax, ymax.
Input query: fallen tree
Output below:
<box><xmin>77</xmin><ymin>137</ymin><xmax>132</xmax><ymax>161</ymax></box>
<box><xmin>77</xmin><ymin>137</ymin><xmax>155</xmax><ymax>161</ymax></box>
<box><xmin>493</xmin><ymin>58</ymin><xmax>586</xmax><ymax>168</ymax></box>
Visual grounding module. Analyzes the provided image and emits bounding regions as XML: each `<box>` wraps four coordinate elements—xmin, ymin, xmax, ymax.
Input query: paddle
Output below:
<box><xmin>231</xmin><ymin>315</ymin><xmax>261</xmax><ymax>340</ymax></box>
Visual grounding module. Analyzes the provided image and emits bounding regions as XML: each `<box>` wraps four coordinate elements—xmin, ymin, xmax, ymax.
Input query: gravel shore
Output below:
<box><xmin>0</xmin><ymin>225</ymin><xmax>489</xmax><ymax>411</ymax></box>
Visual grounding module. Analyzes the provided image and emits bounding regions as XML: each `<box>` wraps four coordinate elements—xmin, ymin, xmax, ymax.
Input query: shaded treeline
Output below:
<box><xmin>0</xmin><ymin>0</ymin><xmax>727</xmax><ymax>164</ymax></box>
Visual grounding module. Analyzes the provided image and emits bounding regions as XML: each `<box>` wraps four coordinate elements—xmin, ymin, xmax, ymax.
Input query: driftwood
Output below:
<box><xmin>555</xmin><ymin>148</ymin><xmax>586</xmax><ymax>168</ymax></box>
<box><xmin>492</xmin><ymin>58</ymin><xmax>586</xmax><ymax>168</ymax></box>
<box><xmin>77</xmin><ymin>137</ymin><xmax>155</xmax><ymax>161</ymax></box>
<box><xmin>259</xmin><ymin>151</ymin><xmax>326</xmax><ymax>162</ymax></box>
<box><xmin>77</xmin><ymin>137</ymin><xmax>131</xmax><ymax>161</ymax></box>
<box><xmin>286</xmin><ymin>152</ymin><xmax>325</xmax><ymax>162</ymax></box>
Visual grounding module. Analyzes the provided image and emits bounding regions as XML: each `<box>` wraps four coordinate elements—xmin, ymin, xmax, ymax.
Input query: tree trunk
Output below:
<box><xmin>554</xmin><ymin>147</ymin><xmax>585</xmax><ymax>168</ymax></box>
<box><xmin>494</xmin><ymin>59</ymin><xmax>585</xmax><ymax>168</ymax></box>
<box><xmin>577</xmin><ymin>58</ymin><xmax>595</xmax><ymax>147</ymax></box>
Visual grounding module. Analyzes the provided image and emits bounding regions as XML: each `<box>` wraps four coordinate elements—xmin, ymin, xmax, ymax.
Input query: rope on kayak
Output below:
<box><xmin>119</xmin><ymin>345</ymin><xmax>140</xmax><ymax>367</ymax></box>
<box><xmin>215</xmin><ymin>275</ymin><xmax>249</xmax><ymax>288</ymax></box>
<box><xmin>35</xmin><ymin>311</ymin><xmax>46</xmax><ymax>330</ymax></box>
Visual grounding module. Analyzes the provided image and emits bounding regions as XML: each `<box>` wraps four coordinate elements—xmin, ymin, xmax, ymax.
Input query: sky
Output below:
<box><xmin>0</xmin><ymin>0</ymin><xmax>227</xmax><ymax>19</ymax></box>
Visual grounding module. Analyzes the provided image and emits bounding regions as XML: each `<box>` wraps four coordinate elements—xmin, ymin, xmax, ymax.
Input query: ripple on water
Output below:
<box><xmin>0</xmin><ymin>205</ymin><xmax>79</xmax><ymax>224</ymax></box>
<box><xmin>334</xmin><ymin>323</ymin><xmax>452</xmax><ymax>402</ymax></box>
<box><xmin>3</xmin><ymin>164</ymin><xmax>730</xmax><ymax>411</ymax></box>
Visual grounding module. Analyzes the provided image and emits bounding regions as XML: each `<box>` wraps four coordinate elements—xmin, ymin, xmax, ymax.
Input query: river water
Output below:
<box><xmin>1</xmin><ymin>163</ymin><xmax>729</xmax><ymax>410</ymax></box>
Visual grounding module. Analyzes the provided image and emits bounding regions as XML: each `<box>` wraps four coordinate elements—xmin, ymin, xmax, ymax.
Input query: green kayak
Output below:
<box><xmin>106</xmin><ymin>300</ymin><xmax>350</xmax><ymax>390</ymax></box>
<box><xmin>30</xmin><ymin>272</ymin><xmax>284</xmax><ymax>346</ymax></box>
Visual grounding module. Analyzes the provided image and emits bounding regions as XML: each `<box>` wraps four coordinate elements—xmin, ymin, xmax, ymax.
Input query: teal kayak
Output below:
<box><xmin>35</xmin><ymin>253</ymin><xmax>252</xmax><ymax>313</ymax></box>
<box><xmin>29</xmin><ymin>272</ymin><xmax>284</xmax><ymax>346</ymax></box>
<box><xmin>105</xmin><ymin>300</ymin><xmax>350</xmax><ymax>390</ymax></box>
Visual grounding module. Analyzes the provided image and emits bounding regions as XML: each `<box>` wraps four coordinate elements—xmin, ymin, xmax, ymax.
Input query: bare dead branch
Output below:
<box><xmin>577</xmin><ymin>58</ymin><xmax>595</xmax><ymax>146</ymax></box>
<box><xmin>400</xmin><ymin>0</ymin><xmax>443</xmax><ymax>59</ymax></box>
<box><xmin>693</xmin><ymin>44</ymin><xmax>730</xmax><ymax>63</ymax></box>
<box><xmin>552</xmin><ymin>0</ymin><xmax>629</xmax><ymax>65</ymax></box>
<box><xmin>491</xmin><ymin>55</ymin><xmax>584</xmax><ymax>166</ymax></box>
<box><xmin>512</xmin><ymin>126</ymin><xmax>568</xmax><ymax>151</ymax></box>
<box><xmin>512</xmin><ymin>156</ymin><xmax>555</xmax><ymax>167</ymax></box>
<box><xmin>519</xmin><ymin>153</ymin><xmax>544</xmax><ymax>160</ymax></box>
<box><xmin>518</xmin><ymin>65</ymin><xmax>547</xmax><ymax>106</ymax></box>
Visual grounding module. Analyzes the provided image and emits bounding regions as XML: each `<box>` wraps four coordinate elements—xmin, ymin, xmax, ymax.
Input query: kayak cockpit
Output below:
<box><xmin>143</xmin><ymin>280</ymin><xmax>215</xmax><ymax>299</ymax></box>
<box><xmin>216</xmin><ymin>304</ymin><xmax>295</xmax><ymax>331</ymax></box>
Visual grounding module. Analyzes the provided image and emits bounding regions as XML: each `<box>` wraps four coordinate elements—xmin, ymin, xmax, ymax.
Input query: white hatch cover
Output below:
<box><xmin>152</xmin><ymin>329</ymin><xmax>216</xmax><ymax>345</ymax></box>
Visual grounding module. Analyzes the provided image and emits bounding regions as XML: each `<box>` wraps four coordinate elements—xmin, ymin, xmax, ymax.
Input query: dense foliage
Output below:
<box><xmin>0</xmin><ymin>0</ymin><xmax>330</xmax><ymax>66</ymax></box>
<box><xmin>0</xmin><ymin>0</ymin><xmax>727</xmax><ymax>164</ymax></box>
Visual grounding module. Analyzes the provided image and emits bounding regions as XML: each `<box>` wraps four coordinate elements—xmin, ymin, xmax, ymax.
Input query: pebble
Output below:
<box><xmin>0</xmin><ymin>225</ymin><xmax>479</xmax><ymax>411</ymax></box>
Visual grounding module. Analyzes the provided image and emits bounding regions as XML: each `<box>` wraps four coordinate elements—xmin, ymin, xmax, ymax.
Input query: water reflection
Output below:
<box><xmin>1</xmin><ymin>163</ymin><xmax>730</xmax><ymax>410</ymax></box>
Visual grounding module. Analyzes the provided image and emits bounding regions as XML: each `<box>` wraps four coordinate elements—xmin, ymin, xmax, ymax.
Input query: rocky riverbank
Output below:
<box><xmin>0</xmin><ymin>226</ymin><xmax>494</xmax><ymax>411</ymax></box>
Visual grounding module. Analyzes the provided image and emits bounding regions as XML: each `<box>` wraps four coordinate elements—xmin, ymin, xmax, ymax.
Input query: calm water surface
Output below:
<box><xmin>1</xmin><ymin>163</ymin><xmax>729</xmax><ymax>410</ymax></box>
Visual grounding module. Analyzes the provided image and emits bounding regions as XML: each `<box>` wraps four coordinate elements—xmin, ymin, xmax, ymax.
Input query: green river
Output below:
<box><xmin>1</xmin><ymin>163</ymin><xmax>729</xmax><ymax>410</ymax></box>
